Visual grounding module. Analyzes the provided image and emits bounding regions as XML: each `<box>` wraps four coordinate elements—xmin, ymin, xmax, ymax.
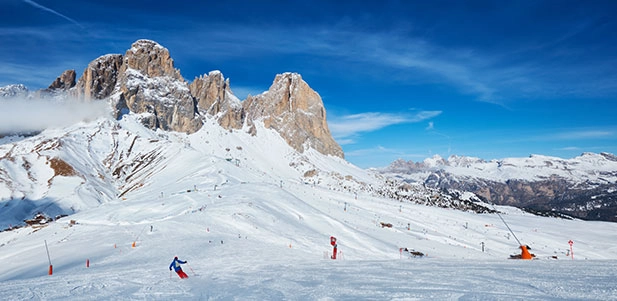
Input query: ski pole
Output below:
<box><xmin>187</xmin><ymin>263</ymin><xmax>197</xmax><ymax>276</ymax></box>
<box><xmin>170</xmin><ymin>270</ymin><xmax>172</xmax><ymax>279</ymax></box>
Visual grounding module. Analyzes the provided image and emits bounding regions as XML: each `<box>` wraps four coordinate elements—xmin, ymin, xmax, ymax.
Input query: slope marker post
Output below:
<box><xmin>44</xmin><ymin>240</ymin><xmax>53</xmax><ymax>275</ymax></box>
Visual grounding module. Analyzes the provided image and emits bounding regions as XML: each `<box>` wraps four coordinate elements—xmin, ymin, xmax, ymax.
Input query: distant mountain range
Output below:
<box><xmin>379</xmin><ymin>153</ymin><xmax>617</xmax><ymax>222</ymax></box>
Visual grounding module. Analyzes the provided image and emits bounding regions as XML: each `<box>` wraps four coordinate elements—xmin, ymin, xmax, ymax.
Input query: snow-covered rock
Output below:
<box><xmin>0</xmin><ymin>84</ymin><xmax>29</xmax><ymax>98</ymax></box>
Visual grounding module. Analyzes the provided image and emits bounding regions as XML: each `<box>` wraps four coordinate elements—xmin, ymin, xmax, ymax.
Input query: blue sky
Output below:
<box><xmin>1</xmin><ymin>0</ymin><xmax>617</xmax><ymax>168</ymax></box>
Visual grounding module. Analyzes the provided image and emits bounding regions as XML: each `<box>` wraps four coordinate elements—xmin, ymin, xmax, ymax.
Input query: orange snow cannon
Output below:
<box><xmin>520</xmin><ymin>245</ymin><xmax>533</xmax><ymax>260</ymax></box>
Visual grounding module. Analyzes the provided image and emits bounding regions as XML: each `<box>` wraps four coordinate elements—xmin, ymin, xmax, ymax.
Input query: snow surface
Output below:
<box><xmin>1</xmin><ymin>115</ymin><xmax>617</xmax><ymax>300</ymax></box>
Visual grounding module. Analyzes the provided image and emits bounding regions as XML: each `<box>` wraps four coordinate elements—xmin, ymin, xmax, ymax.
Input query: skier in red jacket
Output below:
<box><xmin>169</xmin><ymin>256</ymin><xmax>189</xmax><ymax>279</ymax></box>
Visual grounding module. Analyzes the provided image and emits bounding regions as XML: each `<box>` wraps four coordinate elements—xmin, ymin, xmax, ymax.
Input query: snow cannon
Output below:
<box><xmin>509</xmin><ymin>245</ymin><xmax>536</xmax><ymax>259</ymax></box>
<box><xmin>520</xmin><ymin>245</ymin><xmax>533</xmax><ymax>260</ymax></box>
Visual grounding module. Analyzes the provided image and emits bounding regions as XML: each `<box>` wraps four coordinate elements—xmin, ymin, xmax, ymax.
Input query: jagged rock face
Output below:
<box><xmin>74</xmin><ymin>54</ymin><xmax>123</xmax><ymax>100</ymax></box>
<box><xmin>6</xmin><ymin>39</ymin><xmax>345</xmax><ymax>159</ymax></box>
<box><xmin>34</xmin><ymin>69</ymin><xmax>76</xmax><ymax>98</ymax></box>
<box><xmin>114</xmin><ymin>40</ymin><xmax>202</xmax><ymax>134</ymax></box>
<box><xmin>121</xmin><ymin>39</ymin><xmax>182</xmax><ymax>80</ymax></box>
<box><xmin>47</xmin><ymin>70</ymin><xmax>76</xmax><ymax>91</ymax></box>
<box><xmin>243</xmin><ymin>73</ymin><xmax>344</xmax><ymax>158</ymax></box>
<box><xmin>189</xmin><ymin>71</ymin><xmax>243</xmax><ymax>129</ymax></box>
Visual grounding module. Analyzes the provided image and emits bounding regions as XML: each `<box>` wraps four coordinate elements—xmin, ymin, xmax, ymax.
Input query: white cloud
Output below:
<box><xmin>345</xmin><ymin>145</ymin><xmax>400</xmax><ymax>157</ymax></box>
<box><xmin>0</xmin><ymin>97</ymin><xmax>110</xmax><ymax>133</ymax></box>
<box><xmin>548</xmin><ymin>130</ymin><xmax>615</xmax><ymax>141</ymax></box>
<box><xmin>329</xmin><ymin>110</ymin><xmax>441</xmax><ymax>141</ymax></box>
<box><xmin>169</xmin><ymin>24</ymin><xmax>503</xmax><ymax>101</ymax></box>
<box><xmin>23</xmin><ymin>0</ymin><xmax>84</xmax><ymax>28</ymax></box>
<box><xmin>329</xmin><ymin>112</ymin><xmax>405</xmax><ymax>139</ymax></box>
<box><xmin>558</xmin><ymin>146</ymin><xmax>581</xmax><ymax>151</ymax></box>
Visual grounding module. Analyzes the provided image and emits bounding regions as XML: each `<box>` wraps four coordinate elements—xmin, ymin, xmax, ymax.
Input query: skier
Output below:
<box><xmin>169</xmin><ymin>256</ymin><xmax>189</xmax><ymax>279</ymax></box>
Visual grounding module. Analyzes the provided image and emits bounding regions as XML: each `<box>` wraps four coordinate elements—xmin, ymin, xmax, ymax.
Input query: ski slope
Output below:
<box><xmin>1</xmin><ymin>115</ymin><xmax>617</xmax><ymax>300</ymax></box>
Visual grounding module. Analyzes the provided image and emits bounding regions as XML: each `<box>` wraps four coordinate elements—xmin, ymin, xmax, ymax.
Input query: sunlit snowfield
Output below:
<box><xmin>2</xmin><ymin>117</ymin><xmax>617</xmax><ymax>300</ymax></box>
<box><xmin>2</xmin><ymin>258</ymin><xmax>616</xmax><ymax>300</ymax></box>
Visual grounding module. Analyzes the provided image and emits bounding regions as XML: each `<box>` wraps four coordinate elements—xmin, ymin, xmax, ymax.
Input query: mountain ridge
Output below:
<box><xmin>2</xmin><ymin>39</ymin><xmax>343</xmax><ymax>158</ymax></box>
<box><xmin>380</xmin><ymin>153</ymin><xmax>617</xmax><ymax>222</ymax></box>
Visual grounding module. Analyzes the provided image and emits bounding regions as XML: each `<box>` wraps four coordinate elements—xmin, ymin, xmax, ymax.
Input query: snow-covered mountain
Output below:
<box><xmin>0</xmin><ymin>39</ymin><xmax>491</xmax><ymax>228</ymax></box>
<box><xmin>2</xmin><ymin>39</ymin><xmax>617</xmax><ymax>299</ymax></box>
<box><xmin>0</xmin><ymin>84</ymin><xmax>29</xmax><ymax>98</ymax></box>
<box><xmin>380</xmin><ymin>153</ymin><xmax>617</xmax><ymax>222</ymax></box>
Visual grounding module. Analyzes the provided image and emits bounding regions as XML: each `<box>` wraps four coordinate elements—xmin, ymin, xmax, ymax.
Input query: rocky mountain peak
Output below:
<box><xmin>243</xmin><ymin>72</ymin><xmax>344</xmax><ymax>158</ymax></box>
<box><xmin>113</xmin><ymin>40</ymin><xmax>201</xmax><ymax>133</ymax></box>
<box><xmin>32</xmin><ymin>69</ymin><xmax>77</xmax><ymax>99</ymax></box>
<box><xmin>47</xmin><ymin>69</ymin><xmax>76</xmax><ymax>91</ymax></box>
<box><xmin>122</xmin><ymin>39</ymin><xmax>182</xmax><ymax>80</ymax></box>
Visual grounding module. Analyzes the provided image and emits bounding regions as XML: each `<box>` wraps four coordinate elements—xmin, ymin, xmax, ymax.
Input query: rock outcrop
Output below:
<box><xmin>35</xmin><ymin>69</ymin><xmax>76</xmax><ymax>98</ymax></box>
<box><xmin>121</xmin><ymin>40</ymin><xmax>182</xmax><ymax>80</ymax></box>
<box><xmin>189</xmin><ymin>71</ymin><xmax>243</xmax><ymax>129</ymax></box>
<box><xmin>47</xmin><ymin>70</ymin><xmax>76</xmax><ymax>91</ymax></box>
<box><xmin>74</xmin><ymin>54</ymin><xmax>123</xmax><ymax>100</ymax></box>
<box><xmin>114</xmin><ymin>40</ymin><xmax>202</xmax><ymax>134</ymax></box>
<box><xmin>243</xmin><ymin>73</ymin><xmax>344</xmax><ymax>158</ymax></box>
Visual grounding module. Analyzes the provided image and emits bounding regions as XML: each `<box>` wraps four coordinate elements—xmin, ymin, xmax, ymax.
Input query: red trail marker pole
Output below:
<box><xmin>330</xmin><ymin>236</ymin><xmax>338</xmax><ymax>260</ymax></box>
<box><xmin>44</xmin><ymin>240</ymin><xmax>53</xmax><ymax>275</ymax></box>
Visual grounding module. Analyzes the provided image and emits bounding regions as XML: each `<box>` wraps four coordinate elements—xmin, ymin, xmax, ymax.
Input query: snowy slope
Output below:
<box><xmin>2</xmin><ymin>115</ymin><xmax>617</xmax><ymax>299</ymax></box>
